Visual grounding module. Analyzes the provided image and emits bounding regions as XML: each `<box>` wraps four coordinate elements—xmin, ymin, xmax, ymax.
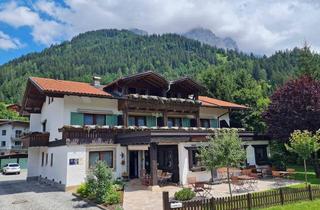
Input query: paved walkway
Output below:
<box><xmin>123</xmin><ymin>178</ymin><xmax>302</xmax><ymax>210</ymax></box>
<box><xmin>0</xmin><ymin>171</ymin><xmax>99</xmax><ymax>210</ymax></box>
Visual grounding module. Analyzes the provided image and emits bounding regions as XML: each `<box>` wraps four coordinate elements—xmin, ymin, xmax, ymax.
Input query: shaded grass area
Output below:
<box><xmin>261</xmin><ymin>199</ymin><xmax>320</xmax><ymax>210</ymax></box>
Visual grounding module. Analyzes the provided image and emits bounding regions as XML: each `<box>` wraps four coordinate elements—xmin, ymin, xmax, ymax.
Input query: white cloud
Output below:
<box><xmin>0</xmin><ymin>31</ymin><xmax>23</xmax><ymax>50</ymax></box>
<box><xmin>0</xmin><ymin>1</ymin><xmax>66</xmax><ymax>45</ymax></box>
<box><xmin>2</xmin><ymin>0</ymin><xmax>320</xmax><ymax>54</ymax></box>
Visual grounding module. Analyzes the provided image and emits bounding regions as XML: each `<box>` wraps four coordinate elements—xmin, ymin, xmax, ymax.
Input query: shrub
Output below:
<box><xmin>94</xmin><ymin>161</ymin><xmax>113</xmax><ymax>204</ymax></box>
<box><xmin>85</xmin><ymin>174</ymin><xmax>98</xmax><ymax>199</ymax></box>
<box><xmin>174</xmin><ymin>188</ymin><xmax>195</xmax><ymax>201</ymax></box>
<box><xmin>105</xmin><ymin>187</ymin><xmax>121</xmax><ymax>205</ymax></box>
<box><xmin>77</xmin><ymin>183</ymin><xmax>89</xmax><ymax>198</ymax></box>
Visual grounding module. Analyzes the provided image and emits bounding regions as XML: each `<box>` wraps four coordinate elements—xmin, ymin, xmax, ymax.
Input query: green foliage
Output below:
<box><xmin>174</xmin><ymin>188</ymin><xmax>196</xmax><ymax>201</ymax></box>
<box><xmin>105</xmin><ymin>186</ymin><xmax>121</xmax><ymax>205</ymax></box>
<box><xmin>0</xmin><ymin>102</ymin><xmax>27</xmax><ymax>121</ymax></box>
<box><xmin>285</xmin><ymin>130</ymin><xmax>320</xmax><ymax>161</ymax></box>
<box><xmin>199</xmin><ymin>129</ymin><xmax>246</xmax><ymax>170</ymax></box>
<box><xmin>199</xmin><ymin>129</ymin><xmax>246</xmax><ymax>196</ymax></box>
<box><xmin>0</xmin><ymin>29</ymin><xmax>317</xmax><ymax>132</ymax></box>
<box><xmin>269</xmin><ymin>141</ymin><xmax>288</xmax><ymax>170</ymax></box>
<box><xmin>285</xmin><ymin>130</ymin><xmax>320</xmax><ymax>185</ymax></box>
<box><xmin>94</xmin><ymin>161</ymin><xmax>114</xmax><ymax>204</ymax></box>
<box><xmin>76</xmin><ymin>183</ymin><xmax>90</xmax><ymax>198</ymax></box>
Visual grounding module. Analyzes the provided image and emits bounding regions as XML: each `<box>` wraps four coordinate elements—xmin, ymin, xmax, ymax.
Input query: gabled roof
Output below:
<box><xmin>30</xmin><ymin>77</ymin><xmax>111</xmax><ymax>97</ymax></box>
<box><xmin>103</xmin><ymin>71</ymin><xmax>169</xmax><ymax>91</ymax></box>
<box><xmin>0</xmin><ymin>119</ymin><xmax>29</xmax><ymax>126</ymax></box>
<box><xmin>199</xmin><ymin>96</ymin><xmax>247</xmax><ymax>109</ymax></box>
<box><xmin>170</xmin><ymin>77</ymin><xmax>205</xmax><ymax>92</ymax></box>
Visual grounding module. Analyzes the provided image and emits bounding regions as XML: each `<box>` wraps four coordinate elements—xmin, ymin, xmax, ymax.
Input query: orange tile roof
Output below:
<box><xmin>30</xmin><ymin>77</ymin><xmax>111</xmax><ymax>97</ymax></box>
<box><xmin>199</xmin><ymin>96</ymin><xmax>247</xmax><ymax>109</ymax></box>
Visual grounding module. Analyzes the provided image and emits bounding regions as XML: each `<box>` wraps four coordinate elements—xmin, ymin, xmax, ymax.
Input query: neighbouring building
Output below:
<box><xmin>21</xmin><ymin>71</ymin><xmax>270</xmax><ymax>191</ymax></box>
<box><xmin>0</xmin><ymin>120</ymin><xmax>29</xmax><ymax>156</ymax></box>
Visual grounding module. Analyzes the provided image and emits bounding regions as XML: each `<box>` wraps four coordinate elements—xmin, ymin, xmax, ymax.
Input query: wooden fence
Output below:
<box><xmin>163</xmin><ymin>185</ymin><xmax>320</xmax><ymax>210</ymax></box>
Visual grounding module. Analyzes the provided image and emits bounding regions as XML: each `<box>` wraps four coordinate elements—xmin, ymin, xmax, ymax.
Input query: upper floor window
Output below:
<box><xmin>168</xmin><ymin>118</ymin><xmax>182</xmax><ymax>128</ymax></box>
<box><xmin>42</xmin><ymin>121</ymin><xmax>47</xmax><ymax>132</ymax></box>
<box><xmin>200</xmin><ymin>119</ymin><xmax>210</xmax><ymax>128</ymax></box>
<box><xmin>128</xmin><ymin>88</ymin><xmax>136</xmax><ymax>94</ymax></box>
<box><xmin>128</xmin><ymin>116</ymin><xmax>146</xmax><ymax>126</ymax></box>
<box><xmin>84</xmin><ymin>114</ymin><xmax>106</xmax><ymax>126</ymax></box>
<box><xmin>15</xmin><ymin>130</ymin><xmax>22</xmax><ymax>138</ymax></box>
<box><xmin>1</xmin><ymin>130</ymin><xmax>6</xmax><ymax>136</ymax></box>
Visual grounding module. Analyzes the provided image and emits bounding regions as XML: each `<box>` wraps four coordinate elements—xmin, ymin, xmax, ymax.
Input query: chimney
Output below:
<box><xmin>92</xmin><ymin>76</ymin><xmax>101</xmax><ymax>87</ymax></box>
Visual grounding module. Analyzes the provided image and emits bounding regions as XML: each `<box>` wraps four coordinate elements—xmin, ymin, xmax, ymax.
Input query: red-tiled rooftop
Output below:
<box><xmin>199</xmin><ymin>96</ymin><xmax>247</xmax><ymax>109</ymax></box>
<box><xmin>30</xmin><ymin>77</ymin><xmax>111</xmax><ymax>97</ymax></box>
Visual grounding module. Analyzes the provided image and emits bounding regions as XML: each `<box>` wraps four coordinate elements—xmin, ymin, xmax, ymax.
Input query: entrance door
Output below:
<box><xmin>129</xmin><ymin>151</ymin><xmax>139</xmax><ymax>178</ymax></box>
<box><xmin>157</xmin><ymin>145</ymin><xmax>179</xmax><ymax>183</ymax></box>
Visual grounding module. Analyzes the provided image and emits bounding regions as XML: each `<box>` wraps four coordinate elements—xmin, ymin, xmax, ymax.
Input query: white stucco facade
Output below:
<box><xmin>26</xmin><ymin>94</ymin><xmax>270</xmax><ymax>190</ymax></box>
<box><xmin>0</xmin><ymin>122</ymin><xmax>29</xmax><ymax>155</ymax></box>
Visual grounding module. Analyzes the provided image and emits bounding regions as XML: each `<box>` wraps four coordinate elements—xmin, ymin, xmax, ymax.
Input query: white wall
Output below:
<box><xmin>63</xmin><ymin>96</ymin><xmax>120</xmax><ymax>125</ymax></box>
<box><xmin>178</xmin><ymin>142</ymin><xmax>211</xmax><ymax>185</ymax></box>
<box><xmin>27</xmin><ymin>147</ymin><xmax>40</xmax><ymax>177</ymax></box>
<box><xmin>30</xmin><ymin>114</ymin><xmax>42</xmax><ymax>132</ymax></box>
<box><xmin>0</xmin><ymin>123</ymin><xmax>28</xmax><ymax>150</ymax></box>
<box><xmin>41</xmin><ymin>97</ymin><xmax>64</xmax><ymax>141</ymax></box>
<box><xmin>199</xmin><ymin>107</ymin><xmax>230</xmax><ymax>126</ymax></box>
<box><xmin>243</xmin><ymin>140</ymin><xmax>270</xmax><ymax>166</ymax></box>
<box><xmin>0</xmin><ymin>124</ymin><xmax>12</xmax><ymax>150</ymax></box>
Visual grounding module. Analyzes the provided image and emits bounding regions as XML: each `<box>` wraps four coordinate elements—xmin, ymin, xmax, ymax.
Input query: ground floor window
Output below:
<box><xmin>89</xmin><ymin>151</ymin><xmax>113</xmax><ymax>168</ymax></box>
<box><xmin>187</xmin><ymin>147</ymin><xmax>205</xmax><ymax>171</ymax></box>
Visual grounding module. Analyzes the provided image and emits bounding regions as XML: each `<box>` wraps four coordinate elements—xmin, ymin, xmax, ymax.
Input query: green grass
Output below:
<box><xmin>261</xmin><ymin>199</ymin><xmax>320</xmax><ymax>210</ymax></box>
<box><xmin>287</xmin><ymin>164</ymin><xmax>320</xmax><ymax>185</ymax></box>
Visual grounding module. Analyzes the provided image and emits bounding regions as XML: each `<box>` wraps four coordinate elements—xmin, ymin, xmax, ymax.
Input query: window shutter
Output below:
<box><xmin>70</xmin><ymin>112</ymin><xmax>84</xmax><ymax>125</ymax></box>
<box><xmin>210</xmin><ymin>118</ymin><xmax>218</xmax><ymax>128</ymax></box>
<box><xmin>146</xmin><ymin>116</ymin><xmax>157</xmax><ymax>127</ymax></box>
<box><xmin>182</xmin><ymin>118</ymin><xmax>191</xmax><ymax>127</ymax></box>
<box><xmin>106</xmin><ymin>115</ymin><xmax>118</xmax><ymax>126</ymax></box>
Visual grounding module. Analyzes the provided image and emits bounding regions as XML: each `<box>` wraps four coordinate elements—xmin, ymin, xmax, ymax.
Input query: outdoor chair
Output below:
<box><xmin>140</xmin><ymin>169</ymin><xmax>151</xmax><ymax>186</ymax></box>
<box><xmin>187</xmin><ymin>176</ymin><xmax>196</xmax><ymax>188</ymax></box>
<box><xmin>158</xmin><ymin>172</ymin><xmax>173</xmax><ymax>186</ymax></box>
<box><xmin>231</xmin><ymin>176</ymin><xmax>246</xmax><ymax>192</ymax></box>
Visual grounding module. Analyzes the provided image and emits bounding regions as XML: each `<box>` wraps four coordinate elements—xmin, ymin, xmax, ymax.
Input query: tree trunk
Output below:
<box><xmin>227</xmin><ymin>166</ymin><xmax>232</xmax><ymax>197</ymax></box>
<box><xmin>304</xmin><ymin>159</ymin><xmax>308</xmax><ymax>187</ymax></box>
<box><xmin>313</xmin><ymin>152</ymin><xmax>320</xmax><ymax>178</ymax></box>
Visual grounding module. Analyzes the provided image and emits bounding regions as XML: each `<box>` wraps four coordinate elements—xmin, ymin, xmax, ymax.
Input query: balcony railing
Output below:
<box><xmin>60</xmin><ymin>127</ymin><xmax>115</xmax><ymax>145</ymax></box>
<box><xmin>22</xmin><ymin>132</ymin><xmax>50</xmax><ymax>147</ymax></box>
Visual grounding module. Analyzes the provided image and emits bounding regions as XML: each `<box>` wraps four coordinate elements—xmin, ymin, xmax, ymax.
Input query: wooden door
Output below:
<box><xmin>157</xmin><ymin>145</ymin><xmax>179</xmax><ymax>182</ymax></box>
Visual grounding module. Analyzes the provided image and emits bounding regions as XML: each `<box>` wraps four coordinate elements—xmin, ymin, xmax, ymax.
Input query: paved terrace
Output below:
<box><xmin>123</xmin><ymin>178</ymin><xmax>301</xmax><ymax>210</ymax></box>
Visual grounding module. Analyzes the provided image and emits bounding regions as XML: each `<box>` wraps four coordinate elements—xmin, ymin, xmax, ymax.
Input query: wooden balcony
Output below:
<box><xmin>60</xmin><ymin>127</ymin><xmax>115</xmax><ymax>145</ymax></box>
<box><xmin>22</xmin><ymin>132</ymin><xmax>50</xmax><ymax>147</ymax></box>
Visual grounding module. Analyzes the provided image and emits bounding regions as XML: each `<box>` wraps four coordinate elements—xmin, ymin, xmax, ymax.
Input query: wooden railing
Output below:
<box><xmin>22</xmin><ymin>132</ymin><xmax>50</xmax><ymax>147</ymax></box>
<box><xmin>163</xmin><ymin>185</ymin><xmax>320</xmax><ymax>210</ymax></box>
<box><xmin>61</xmin><ymin>127</ymin><xmax>115</xmax><ymax>145</ymax></box>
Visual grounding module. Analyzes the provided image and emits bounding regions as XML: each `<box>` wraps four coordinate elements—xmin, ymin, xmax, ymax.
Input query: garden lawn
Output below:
<box><xmin>287</xmin><ymin>164</ymin><xmax>320</xmax><ymax>185</ymax></box>
<box><xmin>261</xmin><ymin>199</ymin><xmax>320</xmax><ymax>210</ymax></box>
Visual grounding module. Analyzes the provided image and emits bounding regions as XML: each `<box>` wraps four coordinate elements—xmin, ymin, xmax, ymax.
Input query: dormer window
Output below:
<box><xmin>128</xmin><ymin>88</ymin><xmax>136</xmax><ymax>94</ymax></box>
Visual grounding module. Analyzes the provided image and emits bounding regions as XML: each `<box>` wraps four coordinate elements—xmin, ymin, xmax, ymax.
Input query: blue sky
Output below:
<box><xmin>1</xmin><ymin>0</ymin><xmax>320</xmax><ymax>65</ymax></box>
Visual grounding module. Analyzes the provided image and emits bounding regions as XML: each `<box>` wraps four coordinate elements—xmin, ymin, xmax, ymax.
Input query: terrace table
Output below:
<box><xmin>237</xmin><ymin>175</ymin><xmax>258</xmax><ymax>191</ymax></box>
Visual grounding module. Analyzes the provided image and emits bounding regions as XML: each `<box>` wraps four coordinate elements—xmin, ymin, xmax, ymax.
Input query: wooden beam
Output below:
<box><xmin>150</xmin><ymin>143</ymin><xmax>158</xmax><ymax>186</ymax></box>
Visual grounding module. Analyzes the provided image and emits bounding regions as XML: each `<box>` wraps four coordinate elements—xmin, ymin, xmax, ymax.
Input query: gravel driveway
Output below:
<box><xmin>0</xmin><ymin>170</ymin><xmax>100</xmax><ymax>210</ymax></box>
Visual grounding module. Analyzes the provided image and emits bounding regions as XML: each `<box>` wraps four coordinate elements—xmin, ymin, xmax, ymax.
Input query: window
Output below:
<box><xmin>1</xmin><ymin>141</ymin><xmax>6</xmax><ymax>147</ymax></box>
<box><xmin>15</xmin><ymin>130</ymin><xmax>22</xmax><ymax>138</ymax></box>
<box><xmin>14</xmin><ymin>141</ymin><xmax>21</xmax><ymax>146</ymax></box>
<box><xmin>89</xmin><ymin>151</ymin><xmax>113</xmax><ymax>168</ymax></box>
<box><xmin>42</xmin><ymin>121</ymin><xmax>47</xmax><ymax>132</ymax></box>
<box><xmin>200</xmin><ymin>119</ymin><xmax>210</xmax><ymax>128</ymax></box>
<box><xmin>128</xmin><ymin>116</ymin><xmax>146</xmax><ymax>126</ymax></box>
<box><xmin>45</xmin><ymin>153</ymin><xmax>48</xmax><ymax>166</ymax></box>
<box><xmin>2</xmin><ymin>130</ymin><xmax>6</xmax><ymax>136</ymax></box>
<box><xmin>128</xmin><ymin>87</ymin><xmax>136</xmax><ymax>94</ymax></box>
<box><xmin>168</xmin><ymin>117</ymin><xmax>182</xmax><ymax>128</ymax></box>
<box><xmin>84</xmin><ymin>114</ymin><xmax>106</xmax><ymax>125</ymax></box>
<box><xmin>187</xmin><ymin>147</ymin><xmax>205</xmax><ymax>171</ymax></box>
<box><xmin>41</xmin><ymin>152</ymin><xmax>44</xmax><ymax>166</ymax></box>
<box><xmin>69</xmin><ymin>158</ymin><xmax>79</xmax><ymax>165</ymax></box>
<box><xmin>50</xmin><ymin>153</ymin><xmax>53</xmax><ymax>167</ymax></box>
